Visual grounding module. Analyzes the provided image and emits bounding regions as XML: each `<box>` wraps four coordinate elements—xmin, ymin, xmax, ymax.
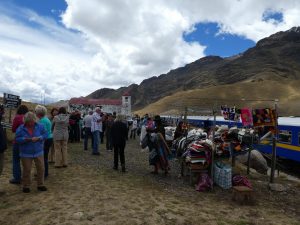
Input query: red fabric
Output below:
<box><xmin>12</xmin><ymin>114</ymin><xmax>24</xmax><ymax>133</ymax></box>
<box><xmin>232</xmin><ymin>175</ymin><xmax>252</xmax><ymax>189</ymax></box>
<box><xmin>195</xmin><ymin>173</ymin><xmax>212</xmax><ymax>192</ymax></box>
<box><xmin>241</xmin><ymin>108</ymin><xmax>253</xmax><ymax>126</ymax></box>
<box><xmin>27</xmin><ymin>127</ymin><xmax>34</xmax><ymax>136</ymax></box>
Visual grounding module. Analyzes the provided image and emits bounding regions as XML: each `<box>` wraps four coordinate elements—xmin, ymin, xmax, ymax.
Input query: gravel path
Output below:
<box><xmin>69</xmin><ymin>137</ymin><xmax>190</xmax><ymax>191</ymax></box>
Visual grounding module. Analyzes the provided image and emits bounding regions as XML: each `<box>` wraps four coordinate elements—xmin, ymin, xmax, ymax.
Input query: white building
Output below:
<box><xmin>69</xmin><ymin>92</ymin><xmax>132</xmax><ymax>116</ymax></box>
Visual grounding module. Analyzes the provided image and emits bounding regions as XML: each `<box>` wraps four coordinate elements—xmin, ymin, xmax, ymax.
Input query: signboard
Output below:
<box><xmin>3</xmin><ymin>93</ymin><xmax>21</xmax><ymax>109</ymax></box>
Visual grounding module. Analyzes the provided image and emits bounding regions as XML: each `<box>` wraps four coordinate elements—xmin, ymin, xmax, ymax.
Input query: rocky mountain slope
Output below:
<box><xmin>87</xmin><ymin>27</ymin><xmax>300</xmax><ymax>113</ymax></box>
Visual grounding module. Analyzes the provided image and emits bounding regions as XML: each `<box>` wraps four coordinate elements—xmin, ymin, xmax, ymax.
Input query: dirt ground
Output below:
<box><xmin>0</xmin><ymin>138</ymin><xmax>300</xmax><ymax>225</ymax></box>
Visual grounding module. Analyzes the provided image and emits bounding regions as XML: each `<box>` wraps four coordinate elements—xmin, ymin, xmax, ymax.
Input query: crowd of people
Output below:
<box><xmin>0</xmin><ymin>104</ymin><xmax>172</xmax><ymax>194</ymax></box>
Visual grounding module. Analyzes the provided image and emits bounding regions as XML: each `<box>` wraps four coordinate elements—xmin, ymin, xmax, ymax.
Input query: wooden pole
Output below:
<box><xmin>184</xmin><ymin>107</ymin><xmax>187</xmax><ymax>124</ymax></box>
<box><xmin>246</xmin><ymin>135</ymin><xmax>253</xmax><ymax>175</ymax></box>
<box><xmin>9</xmin><ymin>108</ymin><xmax>12</xmax><ymax>123</ymax></box>
<box><xmin>210</xmin><ymin>105</ymin><xmax>216</xmax><ymax>190</ymax></box>
<box><xmin>270</xmin><ymin>101</ymin><xmax>278</xmax><ymax>183</ymax></box>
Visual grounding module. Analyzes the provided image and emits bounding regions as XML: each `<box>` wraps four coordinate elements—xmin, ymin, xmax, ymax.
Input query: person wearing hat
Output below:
<box><xmin>0</xmin><ymin>104</ymin><xmax>7</xmax><ymax>195</ymax></box>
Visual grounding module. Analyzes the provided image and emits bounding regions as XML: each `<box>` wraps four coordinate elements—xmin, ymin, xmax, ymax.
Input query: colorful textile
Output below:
<box><xmin>221</xmin><ymin>106</ymin><xmax>240</xmax><ymax>121</ymax></box>
<box><xmin>252</xmin><ymin>108</ymin><xmax>276</xmax><ymax>127</ymax></box>
<box><xmin>241</xmin><ymin>108</ymin><xmax>253</xmax><ymax>126</ymax></box>
<box><xmin>142</xmin><ymin>133</ymin><xmax>170</xmax><ymax>169</ymax></box>
<box><xmin>232</xmin><ymin>175</ymin><xmax>252</xmax><ymax>189</ymax></box>
<box><xmin>183</xmin><ymin>140</ymin><xmax>212</xmax><ymax>164</ymax></box>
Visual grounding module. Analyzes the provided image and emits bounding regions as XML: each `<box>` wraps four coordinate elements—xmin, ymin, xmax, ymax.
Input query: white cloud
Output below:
<box><xmin>0</xmin><ymin>0</ymin><xmax>299</xmax><ymax>103</ymax></box>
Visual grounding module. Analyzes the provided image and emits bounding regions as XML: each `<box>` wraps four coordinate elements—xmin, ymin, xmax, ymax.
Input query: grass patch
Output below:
<box><xmin>0</xmin><ymin>201</ymin><xmax>12</xmax><ymax>209</ymax></box>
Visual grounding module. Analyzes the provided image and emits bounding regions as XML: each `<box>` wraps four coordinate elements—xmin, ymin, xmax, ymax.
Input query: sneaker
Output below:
<box><xmin>62</xmin><ymin>165</ymin><xmax>68</xmax><ymax>168</ymax></box>
<box><xmin>9</xmin><ymin>179</ymin><xmax>21</xmax><ymax>185</ymax></box>
<box><xmin>92</xmin><ymin>152</ymin><xmax>100</xmax><ymax>155</ymax></box>
<box><xmin>37</xmin><ymin>186</ymin><xmax>47</xmax><ymax>191</ymax></box>
<box><xmin>23</xmin><ymin>188</ymin><xmax>30</xmax><ymax>193</ymax></box>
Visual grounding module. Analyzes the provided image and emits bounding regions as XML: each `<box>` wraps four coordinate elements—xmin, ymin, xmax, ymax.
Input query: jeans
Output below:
<box><xmin>12</xmin><ymin>144</ymin><xmax>21</xmax><ymax>182</ymax></box>
<box><xmin>92</xmin><ymin>130</ymin><xmax>100</xmax><ymax>153</ymax></box>
<box><xmin>84</xmin><ymin>127</ymin><xmax>93</xmax><ymax>150</ymax></box>
<box><xmin>44</xmin><ymin>138</ymin><xmax>53</xmax><ymax>177</ymax></box>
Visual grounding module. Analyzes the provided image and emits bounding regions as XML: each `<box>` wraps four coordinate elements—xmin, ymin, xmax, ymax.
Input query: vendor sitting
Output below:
<box><xmin>174</xmin><ymin>121</ymin><xmax>184</xmax><ymax>140</ymax></box>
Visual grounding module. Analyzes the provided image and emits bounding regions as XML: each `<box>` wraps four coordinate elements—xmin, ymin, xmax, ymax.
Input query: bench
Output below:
<box><xmin>232</xmin><ymin>186</ymin><xmax>254</xmax><ymax>204</ymax></box>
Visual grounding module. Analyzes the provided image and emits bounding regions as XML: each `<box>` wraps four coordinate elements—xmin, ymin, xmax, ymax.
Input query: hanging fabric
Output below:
<box><xmin>241</xmin><ymin>108</ymin><xmax>253</xmax><ymax>126</ymax></box>
<box><xmin>221</xmin><ymin>106</ymin><xmax>240</xmax><ymax>121</ymax></box>
<box><xmin>252</xmin><ymin>108</ymin><xmax>276</xmax><ymax>127</ymax></box>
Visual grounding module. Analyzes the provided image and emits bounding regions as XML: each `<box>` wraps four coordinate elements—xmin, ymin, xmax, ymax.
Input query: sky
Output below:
<box><xmin>0</xmin><ymin>0</ymin><xmax>299</xmax><ymax>103</ymax></box>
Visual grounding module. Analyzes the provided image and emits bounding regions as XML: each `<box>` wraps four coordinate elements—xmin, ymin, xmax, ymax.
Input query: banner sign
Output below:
<box><xmin>3</xmin><ymin>93</ymin><xmax>21</xmax><ymax>109</ymax></box>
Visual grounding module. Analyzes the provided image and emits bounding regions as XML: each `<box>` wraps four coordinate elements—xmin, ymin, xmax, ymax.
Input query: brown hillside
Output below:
<box><xmin>135</xmin><ymin>80</ymin><xmax>300</xmax><ymax>117</ymax></box>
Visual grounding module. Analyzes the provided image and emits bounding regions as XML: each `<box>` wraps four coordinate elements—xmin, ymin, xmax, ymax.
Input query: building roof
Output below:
<box><xmin>122</xmin><ymin>91</ymin><xmax>130</xmax><ymax>96</ymax></box>
<box><xmin>69</xmin><ymin>97</ymin><xmax>122</xmax><ymax>106</ymax></box>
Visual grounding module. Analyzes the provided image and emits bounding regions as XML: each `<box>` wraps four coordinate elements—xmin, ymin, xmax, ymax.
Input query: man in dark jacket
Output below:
<box><xmin>110</xmin><ymin>115</ymin><xmax>128</xmax><ymax>172</ymax></box>
<box><xmin>0</xmin><ymin>104</ymin><xmax>8</xmax><ymax>195</ymax></box>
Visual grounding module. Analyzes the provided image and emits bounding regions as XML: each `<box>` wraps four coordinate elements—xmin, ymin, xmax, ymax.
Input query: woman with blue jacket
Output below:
<box><xmin>15</xmin><ymin>112</ymin><xmax>48</xmax><ymax>193</ymax></box>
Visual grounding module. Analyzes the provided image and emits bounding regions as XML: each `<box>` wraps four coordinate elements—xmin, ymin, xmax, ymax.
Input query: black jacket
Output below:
<box><xmin>111</xmin><ymin>121</ymin><xmax>128</xmax><ymax>145</ymax></box>
<box><xmin>0</xmin><ymin>124</ymin><xmax>7</xmax><ymax>153</ymax></box>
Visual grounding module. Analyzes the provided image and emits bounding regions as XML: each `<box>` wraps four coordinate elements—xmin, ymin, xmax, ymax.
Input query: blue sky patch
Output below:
<box><xmin>263</xmin><ymin>10</ymin><xmax>283</xmax><ymax>24</ymax></box>
<box><xmin>10</xmin><ymin>0</ymin><xmax>67</xmax><ymax>21</ymax></box>
<box><xmin>183</xmin><ymin>22</ymin><xmax>256</xmax><ymax>57</ymax></box>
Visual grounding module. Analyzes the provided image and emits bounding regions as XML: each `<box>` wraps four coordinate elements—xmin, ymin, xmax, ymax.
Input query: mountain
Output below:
<box><xmin>135</xmin><ymin>80</ymin><xmax>300</xmax><ymax>117</ymax></box>
<box><xmin>87</xmin><ymin>27</ymin><xmax>300</xmax><ymax>114</ymax></box>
